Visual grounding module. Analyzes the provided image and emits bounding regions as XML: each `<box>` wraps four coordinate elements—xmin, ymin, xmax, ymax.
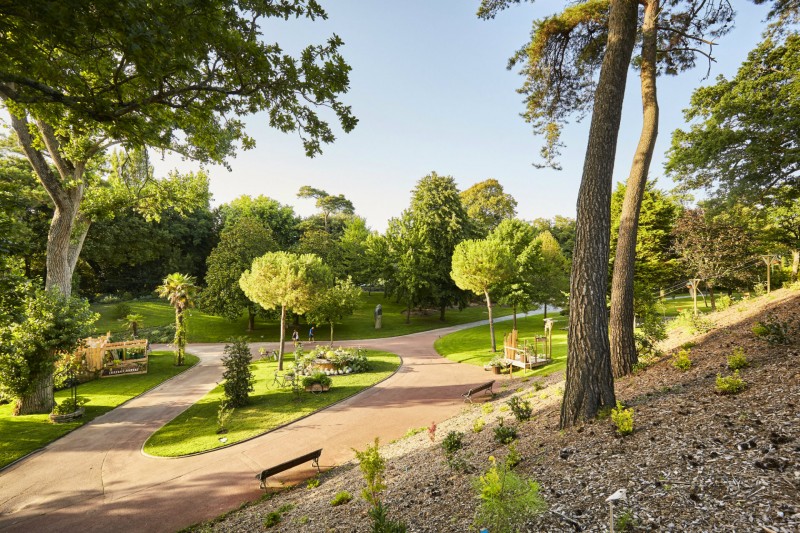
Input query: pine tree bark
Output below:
<box><xmin>610</xmin><ymin>0</ymin><xmax>660</xmax><ymax>378</ymax></box>
<box><xmin>560</xmin><ymin>0</ymin><xmax>639</xmax><ymax>429</ymax></box>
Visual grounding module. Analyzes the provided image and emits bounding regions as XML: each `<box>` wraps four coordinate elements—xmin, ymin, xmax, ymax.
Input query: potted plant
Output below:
<box><xmin>49</xmin><ymin>396</ymin><xmax>88</xmax><ymax>423</ymax></box>
<box><xmin>302</xmin><ymin>371</ymin><xmax>332</xmax><ymax>393</ymax></box>
<box><xmin>488</xmin><ymin>356</ymin><xmax>507</xmax><ymax>374</ymax></box>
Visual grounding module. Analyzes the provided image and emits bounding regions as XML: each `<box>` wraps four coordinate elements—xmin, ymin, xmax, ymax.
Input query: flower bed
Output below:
<box><xmin>294</xmin><ymin>346</ymin><xmax>369</xmax><ymax>376</ymax></box>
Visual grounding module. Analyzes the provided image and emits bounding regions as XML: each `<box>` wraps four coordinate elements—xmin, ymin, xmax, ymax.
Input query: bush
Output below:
<box><xmin>481</xmin><ymin>402</ymin><xmax>494</xmax><ymax>415</ymax></box>
<box><xmin>493</xmin><ymin>419</ymin><xmax>518</xmax><ymax>445</ymax></box>
<box><xmin>301</xmin><ymin>371</ymin><xmax>332</xmax><ymax>389</ymax></box>
<box><xmin>262</xmin><ymin>512</ymin><xmax>281</xmax><ymax>528</ymax></box>
<box><xmin>441</xmin><ymin>430</ymin><xmax>464</xmax><ymax>457</ymax></box>
<box><xmin>216</xmin><ymin>402</ymin><xmax>234</xmax><ymax>434</ymax></box>
<box><xmin>753</xmin><ymin>281</ymin><xmax>767</xmax><ymax>297</ymax></box>
<box><xmin>674</xmin><ymin>309</ymin><xmax>714</xmax><ymax>334</ymax></box>
<box><xmin>716</xmin><ymin>295</ymin><xmax>733</xmax><ymax>311</ymax></box>
<box><xmin>330</xmin><ymin>491</ymin><xmax>352</xmax><ymax>506</ymax></box>
<box><xmin>472</xmin><ymin>418</ymin><xmax>486</xmax><ymax>433</ymax></box>
<box><xmin>306</xmin><ymin>476</ymin><xmax>320</xmax><ymax>489</ymax></box>
<box><xmin>727</xmin><ymin>348</ymin><xmax>749</xmax><ymax>370</ymax></box>
<box><xmin>52</xmin><ymin>396</ymin><xmax>88</xmax><ymax>415</ymax></box>
<box><xmin>507</xmin><ymin>396</ymin><xmax>533</xmax><ymax>422</ymax></box>
<box><xmin>716</xmin><ymin>371</ymin><xmax>747</xmax><ymax>395</ymax></box>
<box><xmin>610</xmin><ymin>401</ymin><xmax>634</xmax><ymax>436</ymax></box>
<box><xmin>112</xmin><ymin>302</ymin><xmax>131</xmax><ymax>319</ymax></box>
<box><xmin>672</xmin><ymin>349</ymin><xmax>693</xmax><ymax>371</ymax></box>
<box><xmin>752</xmin><ymin>315</ymin><xmax>791</xmax><ymax>345</ymax></box>
<box><xmin>473</xmin><ymin>456</ymin><xmax>546</xmax><ymax>533</ymax></box>
<box><xmin>353</xmin><ymin>438</ymin><xmax>407</xmax><ymax>532</ymax></box>
<box><xmin>221</xmin><ymin>338</ymin><xmax>254</xmax><ymax>408</ymax></box>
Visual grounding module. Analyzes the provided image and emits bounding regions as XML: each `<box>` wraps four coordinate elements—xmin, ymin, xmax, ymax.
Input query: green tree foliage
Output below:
<box><xmin>762</xmin><ymin>186</ymin><xmax>800</xmax><ymax>279</ymax></box>
<box><xmin>201</xmin><ymin>218</ymin><xmax>278</xmax><ymax>331</ymax></box>
<box><xmin>0</xmin><ymin>287</ymin><xmax>97</xmax><ymax>415</ymax></box>
<box><xmin>531</xmin><ymin>216</ymin><xmax>576</xmax><ymax>260</ymax></box>
<box><xmin>488</xmin><ymin>219</ymin><xmax>540</xmax><ymax>327</ymax></box>
<box><xmin>406</xmin><ymin>172</ymin><xmax>471</xmax><ymax>320</ymax></box>
<box><xmin>239</xmin><ymin>252</ymin><xmax>332</xmax><ymax>368</ymax></box>
<box><xmin>383</xmin><ymin>216</ymin><xmax>432</xmax><ymax>323</ymax></box>
<box><xmin>297</xmin><ymin>186</ymin><xmax>355</xmax><ymax>233</ymax></box>
<box><xmin>459</xmin><ymin>178</ymin><xmax>518</xmax><ymax>236</ymax></box>
<box><xmin>338</xmin><ymin>217</ymin><xmax>373</xmax><ymax>286</ymax></box>
<box><xmin>293</xmin><ymin>229</ymin><xmax>343</xmax><ymax>278</ymax></box>
<box><xmin>666</xmin><ymin>33</ymin><xmax>800</xmax><ymax>201</ymax></box>
<box><xmin>306</xmin><ymin>277</ymin><xmax>362</xmax><ymax>344</ymax></box>
<box><xmin>216</xmin><ymin>195</ymin><xmax>300</xmax><ymax>250</ymax></box>
<box><xmin>157</xmin><ymin>273</ymin><xmax>198</xmax><ymax>366</ymax></box>
<box><xmin>221</xmin><ymin>338</ymin><xmax>255</xmax><ymax>408</ymax></box>
<box><xmin>451</xmin><ymin>239</ymin><xmax>514</xmax><ymax>352</ymax></box>
<box><xmin>531</xmin><ymin>230</ymin><xmax>570</xmax><ymax>315</ymax></box>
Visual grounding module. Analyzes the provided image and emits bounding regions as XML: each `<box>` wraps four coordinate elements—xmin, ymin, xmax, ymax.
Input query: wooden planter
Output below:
<box><xmin>49</xmin><ymin>407</ymin><xmax>85</xmax><ymax>423</ymax></box>
<box><xmin>492</xmin><ymin>366</ymin><xmax>502</xmax><ymax>375</ymax></box>
<box><xmin>304</xmin><ymin>383</ymin><xmax>331</xmax><ymax>393</ymax></box>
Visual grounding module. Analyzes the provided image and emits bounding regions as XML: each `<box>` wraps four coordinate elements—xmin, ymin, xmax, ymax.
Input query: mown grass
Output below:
<box><xmin>144</xmin><ymin>350</ymin><xmax>400</xmax><ymax>457</ymax></box>
<box><xmin>434</xmin><ymin>313</ymin><xmax>568</xmax><ymax>377</ymax></box>
<box><xmin>0</xmin><ymin>351</ymin><xmax>198</xmax><ymax>469</ymax></box>
<box><xmin>91</xmin><ymin>293</ymin><xmax>514</xmax><ymax>343</ymax></box>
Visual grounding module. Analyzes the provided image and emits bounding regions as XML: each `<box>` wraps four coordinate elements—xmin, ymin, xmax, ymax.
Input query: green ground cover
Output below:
<box><xmin>91</xmin><ymin>293</ymin><xmax>514</xmax><ymax>343</ymax></box>
<box><xmin>434</xmin><ymin>313</ymin><xmax>568</xmax><ymax>377</ymax></box>
<box><xmin>144</xmin><ymin>349</ymin><xmax>400</xmax><ymax>457</ymax></box>
<box><xmin>0</xmin><ymin>351</ymin><xmax>198</xmax><ymax>469</ymax></box>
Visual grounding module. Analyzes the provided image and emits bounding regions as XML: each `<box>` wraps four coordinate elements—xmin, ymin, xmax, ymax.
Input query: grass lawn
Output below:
<box><xmin>0</xmin><ymin>351</ymin><xmax>198</xmax><ymax>469</ymax></box>
<box><xmin>435</xmin><ymin>313</ymin><xmax>568</xmax><ymax>378</ymax></box>
<box><xmin>91</xmin><ymin>293</ymin><xmax>514</xmax><ymax>343</ymax></box>
<box><xmin>144</xmin><ymin>349</ymin><xmax>400</xmax><ymax>457</ymax></box>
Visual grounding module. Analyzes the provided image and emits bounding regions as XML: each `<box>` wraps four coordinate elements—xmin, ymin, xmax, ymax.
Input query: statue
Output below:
<box><xmin>374</xmin><ymin>304</ymin><xmax>382</xmax><ymax>329</ymax></box>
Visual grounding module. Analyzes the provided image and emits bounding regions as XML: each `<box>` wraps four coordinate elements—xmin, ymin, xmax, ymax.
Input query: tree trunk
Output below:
<box><xmin>512</xmin><ymin>304</ymin><xmax>518</xmax><ymax>331</ymax></box>
<box><xmin>439</xmin><ymin>304</ymin><xmax>446</xmax><ymax>322</ymax></box>
<box><xmin>278</xmin><ymin>305</ymin><xmax>286</xmax><ymax>371</ymax></box>
<box><xmin>175</xmin><ymin>311</ymin><xmax>186</xmax><ymax>366</ymax></box>
<box><xmin>405</xmin><ymin>301</ymin><xmax>411</xmax><ymax>324</ymax></box>
<box><xmin>486</xmin><ymin>290</ymin><xmax>497</xmax><ymax>352</ymax></box>
<box><xmin>560</xmin><ymin>0</ymin><xmax>638</xmax><ymax>429</ymax></box>
<box><xmin>610</xmin><ymin>0</ymin><xmax>660</xmax><ymax>378</ymax></box>
<box><xmin>708</xmin><ymin>283</ymin><xmax>716</xmax><ymax>311</ymax></box>
<box><xmin>792</xmin><ymin>250</ymin><xmax>799</xmax><ymax>280</ymax></box>
<box><xmin>14</xmin><ymin>372</ymin><xmax>55</xmax><ymax>415</ymax></box>
<box><xmin>330</xmin><ymin>321</ymin><xmax>335</xmax><ymax>345</ymax></box>
<box><xmin>543</xmin><ymin>303</ymin><xmax>548</xmax><ymax>319</ymax></box>
<box><xmin>247</xmin><ymin>308</ymin><xmax>256</xmax><ymax>332</ymax></box>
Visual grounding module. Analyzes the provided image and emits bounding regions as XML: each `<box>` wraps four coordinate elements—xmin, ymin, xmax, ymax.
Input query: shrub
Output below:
<box><xmin>531</xmin><ymin>381</ymin><xmax>545</xmax><ymax>392</ymax></box>
<box><xmin>672</xmin><ymin>349</ymin><xmax>693</xmax><ymax>371</ymax></box>
<box><xmin>216</xmin><ymin>402</ymin><xmax>234</xmax><ymax>434</ymax></box>
<box><xmin>680</xmin><ymin>341</ymin><xmax>697</xmax><ymax>350</ymax></box>
<box><xmin>493</xmin><ymin>419</ymin><xmax>518</xmax><ymax>445</ymax></box>
<box><xmin>112</xmin><ymin>301</ymin><xmax>131</xmax><ymax>319</ymax></box>
<box><xmin>472</xmin><ymin>456</ymin><xmax>546</xmax><ymax>533</ymax></box>
<box><xmin>330</xmin><ymin>491</ymin><xmax>352</xmax><ymax>506</ymax></box>
<box><xmin>262</xmin><ymin>511</ymin><xmax>281</xmax><ymax>528</ymax></box>
<box><xmin>52</xmin><ymin>396</ymin><xmax>88</xmax><ymax>415</ymax></box>
<box><xmin>301</xmin><ymin>371</ymin><xmax>332</xmax><ymax>389</ymax></box>
<box><xmin>753</xmin><ymin>281</ymin><xmax>767</xmax><ymax>297</ymax></box>
<box><xmin>306</xmin><ymin>476</ymin><xmax>320</xmax><ymax>489</ymax></box>
<box><xmin>716</xmin><ymin>295</ymin><xmax>733</xmax><ymax>311</ymax></box>
<box><xmin>675</xmin><ymin>309</ymin><xmax>714</xmax><ymax>334</ymax></box>
<box><xmin>402</xmin><ymin>426</ymin><xmax>425</xmax><ymax>439</ymax></box>
<box><xmin>368</xmin><ymin>501</ymin><xmax>407</xmax><ymax>533</ymax></box>
<box><xmin>428</xmin><ymin>421</ymin><xmax>437</xmax><ymax>442</ymax></box>
<box><xmin>752</xmin><ymin>315</ymin><xmax>791</xmax><ymax>345</ymax></box>
<box><xmin>610</xmin><ymin>401</ymin><xmax>634</xmax><ymax>436</ymax></box>
<box><xmin>441</xmin><ymin>430</ymin><xmax>464</xmax><ymax>457</ymax></box>
<box><xmin>353</xmin><ymin>438</ymin><xmax>387</xmax><ymax>506</ymax></box>
<box><xmin>507</xmin><ymin>396</ymin><xmax>532</xmax><ymax>422</ymax></box>
<box><xmin>727</xmin><ymin>348</ymin><xmax>749</xmax><ymax>371</ymax></box>
<box><xmin>221</xmin><ymin>337</ymin><xmax>254</xmax><ymax>408</ymax></box>
<box><xmin>472</xmin><ymin>418</ymin><xmax>486</xmax><ymax>433</ymax></box>
<box><xmin>481</xmin><ymin>402</ymin><xmax>494</xmax><ymax>415</ymax></box>
<box><xmin>716</xmin><ymin>371</ymin><xmax>747</xmax><ymax>395</ymax></box>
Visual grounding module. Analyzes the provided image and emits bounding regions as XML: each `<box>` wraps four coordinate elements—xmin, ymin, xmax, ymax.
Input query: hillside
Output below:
<box><xmin>191</xmin><ymin>289</ymin><xmax>800</xmax><ymax>532</ymax></box>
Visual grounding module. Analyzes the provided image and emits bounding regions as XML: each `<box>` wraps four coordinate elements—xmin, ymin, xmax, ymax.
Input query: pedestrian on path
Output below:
<box><xmin>292</xmin><ymin>328</ymin><xmax>300</xmax><ymax>346</ymax></box>
<box><xmin>308</xmin><ymin>326</ymin><xmax>315</xmax><ymax>342</ymax></box>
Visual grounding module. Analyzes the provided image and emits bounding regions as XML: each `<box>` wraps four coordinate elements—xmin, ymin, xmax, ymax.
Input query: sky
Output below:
<box><xmin>150</xmin><ymin>0</ymin><xmax>774</xmax><ymax>233</ymax></box>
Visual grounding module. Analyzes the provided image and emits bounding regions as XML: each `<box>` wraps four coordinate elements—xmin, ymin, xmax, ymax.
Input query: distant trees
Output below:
<box><xmin>306</xmin><ymin>277</ymin><xmax>362</xmax><ymax>344</ymax></box>
<box><xmin>451</xmin><ymin>239</ymin><xmax>515</xmax><ymax>352</ymax></box>
<box><xmin>460</xmin><ymin>179</ymin><xmax>518</xmax><ymax>236</ymax></box>
<box><xmin>157</xmin><ymin>273</ymin><xmax>198</xmax><ymax>366</ymax></box>
<box><xmin>239</xmin><ymin>252</ymin><xmax>332</xmax><ymax>369</ymax></box>
<box><xmin>297</xmin><ymin>186</ymin><xmax>355</xmax><ymax>233</ymax></box>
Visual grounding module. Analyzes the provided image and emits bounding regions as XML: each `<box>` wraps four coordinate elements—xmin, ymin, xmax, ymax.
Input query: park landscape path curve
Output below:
<box><xmin>0</xmin><ymin>315</ymin><xmax>522</xmax><ymax>533</ymax></box>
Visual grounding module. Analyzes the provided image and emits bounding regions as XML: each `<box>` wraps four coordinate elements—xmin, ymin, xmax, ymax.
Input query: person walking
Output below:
<box><xmin>291</xmin><ymin>328</ymin><xmax>300</xmax><ymax>347</ymax></box>
<box><xmin>308</xmin><ymin>325</ymin><xmax>315</xmax><ymax>342</ymax></box>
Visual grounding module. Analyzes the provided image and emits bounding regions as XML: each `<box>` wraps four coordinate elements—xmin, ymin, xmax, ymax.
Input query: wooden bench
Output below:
<box><xmin>463</xmin><ymin>380</ymin><xmax>495</xmax><ymax>403</ymax></box>
<box><xmin>255</xmin><ymin>448</ymin><xmax>322</xmax><ymax>491</ymax></box>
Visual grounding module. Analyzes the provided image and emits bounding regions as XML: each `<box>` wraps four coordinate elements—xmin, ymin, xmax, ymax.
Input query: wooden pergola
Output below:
<box><xmin>80</xmin><ymin>334</ymin><xmax>150</xmax><ymax>377</ymax></box>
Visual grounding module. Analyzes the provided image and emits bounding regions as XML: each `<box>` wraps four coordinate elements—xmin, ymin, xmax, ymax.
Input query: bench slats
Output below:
<box><xmin>463</xmin><ymin>380</ymin><xmax>495</xmax><ymax>403</ymax></box>
<box><xmin>256</xmin><ymin>448</ymin><xmax>322</xmax><ymax>490</ymax></box>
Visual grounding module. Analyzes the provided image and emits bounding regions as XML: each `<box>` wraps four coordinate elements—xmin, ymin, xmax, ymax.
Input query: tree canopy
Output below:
<box><xmin>459</xmin><ymin>179</ymin><xmax>517</xmax><ymax>236</ymax></box>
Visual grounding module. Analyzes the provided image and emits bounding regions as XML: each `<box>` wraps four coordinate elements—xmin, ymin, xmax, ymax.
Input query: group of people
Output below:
<box><xmin>290</xmin><ymin>326</ymin><xmax>316</xmax><ymax>344</ymax></box>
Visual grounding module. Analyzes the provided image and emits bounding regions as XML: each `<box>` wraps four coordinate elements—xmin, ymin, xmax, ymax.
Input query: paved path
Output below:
<box><xmin>0</xmin><ymin>316</ymin><xmax>525</xmax><ymax>533</ymax></box>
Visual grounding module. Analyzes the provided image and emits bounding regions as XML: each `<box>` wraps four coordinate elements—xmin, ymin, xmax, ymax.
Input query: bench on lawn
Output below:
<box><xmin>463</xmin><ymin>380</ymin><xmax>495</xmax><ymax>403</ymax></box>
<box><xmin>255</xmin><ymin>448</ymin><xmax>322</xmax><ymax>491</ymax></box>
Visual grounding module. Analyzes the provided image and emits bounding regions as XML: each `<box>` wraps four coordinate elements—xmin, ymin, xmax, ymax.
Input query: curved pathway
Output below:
<box><xmin>0</xmin><ymin>317</ymin><xmax>522</xmax><ymax>533</ymax></box>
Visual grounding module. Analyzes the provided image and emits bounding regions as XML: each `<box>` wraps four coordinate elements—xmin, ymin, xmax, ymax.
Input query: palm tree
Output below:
<box><xmin>122</xmin><ymin>313</ymin><xmax>144</xmax><ymax>338</ymax></box>
<box><xmin>157</xmin><ymin>273</ymin><xmax>197</xmax><ymax>365</ymax></box>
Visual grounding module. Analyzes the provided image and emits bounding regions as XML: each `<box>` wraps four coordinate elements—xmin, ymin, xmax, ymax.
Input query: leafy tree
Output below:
<box><xmin>338</xmin><ymin>217</ymin><xmax>373</xmax><ymax>286</ymax></box>
<box><xmin>763</xmin><ymin>186</ymin><xmax>800</xmax><ymax>279</ymax></box>
<box><xmin>157</xmin><ymin>273</ymin><xmax>198</xmax><ymax>366</ymax></box>
<box><xmin>122</xmin><ymin>314</ymin><xmax>144</xmax><ymax>339</ymax></box>
<box><xmin>201</xmin><ymin>218</ymin><xmax>277</xmax><ymax>331</ymax></box>
<box><xmin>383</xmin><ymin>214</ymin><xmax>433</xmax><ymax>323</ymax></box>
<box><xmin>297</xmin><ymin>186</ymin><xmax>355</xmax><ymax>233</ymax></box>
<box><xmin>216</xmin><ymin>195</ymin><xmax>300</xmax><ymax>250</ymax></box>
<box><xmin>0</xmin><ymin>287</ymin><xmax>97</xmax><ymax>415</ymax></box>
<box><xmin>488</xmin><ymin>219</ymin><xmax>539</xmax><ymax>328</ymax></box>
<box><xmin>307</xmin><ymin>277</ymin><xmax>362</xmax><ymax>344</ymax></box>
<box><xmin>293</xmin><ymin>228</ymin><xmax>343</xmax><ymax>278</ymax></box>
<box><xmin>460</xmin><ymin>179</ymin><xmax>518</xmax><ymax>236</ymax></box>
<box><xmin>221</xmin><ymin>338</ymin><xmax>255</xmax><ymax>408</ymax></box>
<box><xmin>407</xmin><ymin>172</ymin><xmax>471</xmax><ymax>320</ymax></box>
<box><xmin>531</xmin><ymin>216</ymin><xmax>576</xmax><ymax>260</ymax></box>
<box><xmin>239</xmin><ymin>252</ymin><xmax>332</xmax><ymax>369</ymax></box>
<box><xmin>672</xmin><ymin>208</ymin><xmax>756</xmax><ymax>309</ymax></box>
<box><xmin>451</xmin><ymin>239</ymin><xmax>515</xmax><ymax>352</ymax></box>
<box><xmin>531</xmin><ymin>230</ymin><xmax>570</xmax><ymax>317</ymax></box>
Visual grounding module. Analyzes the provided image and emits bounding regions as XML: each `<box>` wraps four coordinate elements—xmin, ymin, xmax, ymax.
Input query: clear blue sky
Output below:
<box><xmin>152</xmin><ymin>0</ymin><xmax>773</xmax><ymax>232</ymax></box>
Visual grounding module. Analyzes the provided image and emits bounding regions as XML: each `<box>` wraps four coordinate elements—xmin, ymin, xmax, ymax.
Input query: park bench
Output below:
<box><xmin>462</xmin><ymin>380</ymin><xmax>495</xmax><ymax>403</ymax></box>
<box><xmin>255</xmin><ymin>448</ymin><xmax>323</xmax><ymax>491</ymax></box>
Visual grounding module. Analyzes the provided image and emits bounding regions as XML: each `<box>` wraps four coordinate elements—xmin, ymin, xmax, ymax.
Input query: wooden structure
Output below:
<box><xmin>502</xmin><ymin>322</ymin><xmax>553</xmax><ymax>371</ymax></box>
<box><xmin>79</xmin><ymin>334</ymin><xmax>150</xmax><ymax>378</ymax></box>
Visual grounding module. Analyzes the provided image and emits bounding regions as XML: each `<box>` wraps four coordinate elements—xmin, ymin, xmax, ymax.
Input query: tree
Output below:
<box><xmin>451</xmin><ymin>239</ymin><xmax>515</xmax><ymax>352</ymax></box>
<box><xmin>672</xmin><ymin>208</ymin><xmax>756</xmax><ymax>309</ymax></box>
<box><xmin>666</xmin><ymin>33</ymin><xmax>799</xmax><ymax>201</ymax></box>
<box><xmin>122</xmin><ymin>314</ymin><xmax>144</xmax><ymax>339</ymax></box>
<box><xmin>339</xmin><ymin>217</ymin><xmax>373</xmax><ymax>286</ymax></box>
<box><xmin>157</xmin><ymin>273</ymin><xmax>198</xmax><ymax>366</ymax></box>
<box><xmin>307</xmin><ymin>277</ymin><xmax>362</xmax><ymax>344</ymax></box>
<box><xmin>763</xmin><ymin>186</ymin><xmax>800</xmax><ymax>279</ymax></box>
<box><xmin>0</xmin><ymin>287</ymin><xmax>97</xmax><ymax>415</ymax></box>
<box><xmin>531</xmin><ymin>230</ymin><xmax>570</xmax><ymax>317</ymax></box>
<box><xmin>217</xmin><ymin>195</ymin><xmax>300</xmax><ymax>250</ymax></box>
<box><xmin>239</xmin><ymin>252</ymin><xmax>332</xmax><ymax>369</ymax></box>
<box><xmin>531</xmin><ymin>216</ymin><xmax>576</xmax><ymax>260</ymax></box>
<box><xmin>221</xmin><ymin>338</ymin><xmax>254</xmax><ymax>408</ymax></box>
<box><xmin>488</xmin><ymin>218</ymin><xmax>540</xmax><ymax>328</ymax></box>
<box><xmin>407</xmin><ymin>172</ymin><xmax>471</xmax><ymax>320</ymax></box>
<box><xmin>297</xmin><ymin>186</ymin><xmax>355</xmax><ymax>233</ymax></box>
<box><xmin>201</xmin><ymin>218</ymin><xmax>277</xmax><ymax>331</ymax></box>
<box><xmin>383</xmin><ymin>214</ymin><xmax>433</xmax><ymax>324</ymax></box>
<box><xmin>460</xmin><ymin>179</ymin><xmax>518</xmax><ymax>236</ymax></box>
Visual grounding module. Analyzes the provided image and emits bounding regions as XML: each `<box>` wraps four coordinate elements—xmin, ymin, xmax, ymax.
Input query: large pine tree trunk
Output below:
<box><xmin>560</xmin><ymin>0</ymin><xmax>639</xmax><ymax>429</ymax></box>
<box><xmin>610</xmin><ymin>0</ymin><xmax>660</xmax><ymax>378</ymax></box>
